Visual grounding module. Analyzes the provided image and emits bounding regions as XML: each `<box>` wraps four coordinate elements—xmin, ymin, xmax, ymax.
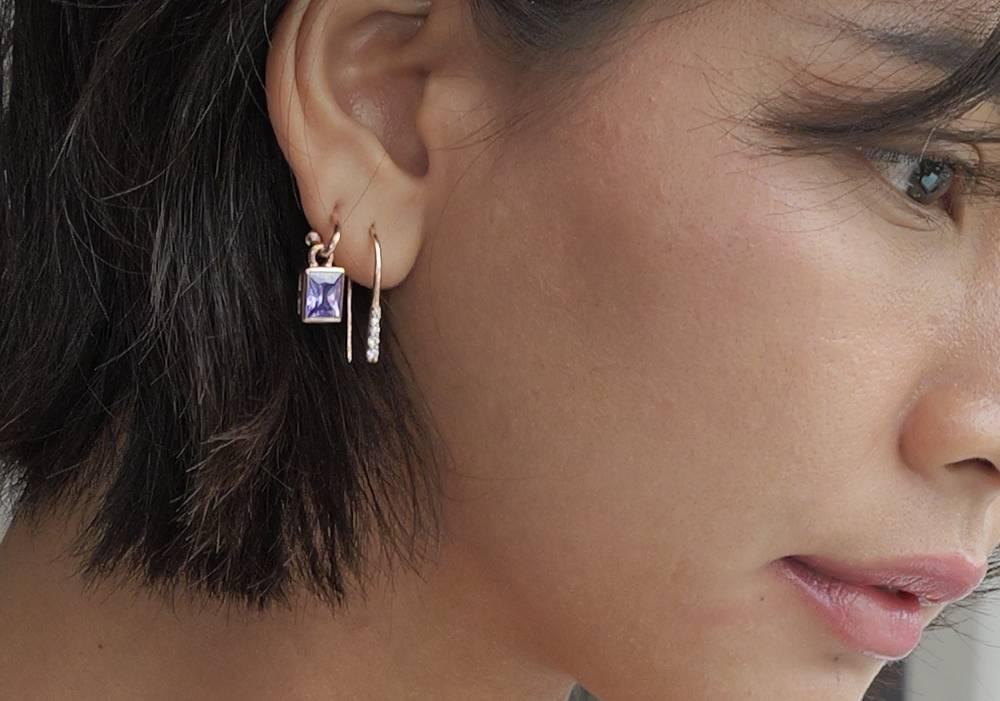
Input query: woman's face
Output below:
<box><xmin>384</xmin><ymin>0</ymin><xmax>1000</xmax><ymax>698</ymax></box>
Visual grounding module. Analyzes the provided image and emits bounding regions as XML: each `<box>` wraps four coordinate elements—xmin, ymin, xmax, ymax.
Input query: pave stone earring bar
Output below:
<box><xmin>366</xmin><ymin>223</ymin><xmax>382</xmax><ymax>364</ymax></box>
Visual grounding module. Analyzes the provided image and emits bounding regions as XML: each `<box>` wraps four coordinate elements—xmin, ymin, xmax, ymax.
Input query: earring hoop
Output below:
<box><xmin>366</xmin><ymin>223</ymin><xmax>382</xmax><ymax>363</ymax></box>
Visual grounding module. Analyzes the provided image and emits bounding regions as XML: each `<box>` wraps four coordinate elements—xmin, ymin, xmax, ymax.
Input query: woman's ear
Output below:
<box><xmin>266</xmin><ymin>0</ymin><xmax>445</xmax><ymax>290</ymax></box>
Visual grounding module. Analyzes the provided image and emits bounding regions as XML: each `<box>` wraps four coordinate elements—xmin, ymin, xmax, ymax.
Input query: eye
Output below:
<box><xmin>861</xmin><ymin>147</ymin><xmax>958</xmax><ymax>208</ymax></box>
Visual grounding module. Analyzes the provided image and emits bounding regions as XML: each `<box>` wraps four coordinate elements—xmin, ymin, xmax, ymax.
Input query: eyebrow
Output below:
<box><xmin>844</xmin><ymin>21</ymin><xmax>1000</xmax><ymax>110</ymax></box>
<box><xmin>757</xmin><ymin>15</ymin><xmax>1000</xmax><ymax>145</ymax></box>
<box><xmin>861</xmin><ymin>26</ymin><xmax>989</xmax><ymax>74</ymax></box>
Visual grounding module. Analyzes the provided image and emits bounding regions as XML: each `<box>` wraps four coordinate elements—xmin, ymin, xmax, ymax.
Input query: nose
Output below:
<box><xmin>898</xmin><ymin>382</ymin><xmax>1000</xmax><ymax>553</ymax></box>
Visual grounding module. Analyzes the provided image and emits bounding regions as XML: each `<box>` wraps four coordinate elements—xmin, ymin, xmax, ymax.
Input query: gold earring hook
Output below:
<box><xmin>304</xmin><ymin>212</ymin><xmax>343</xmax><ymax>266</ymax></box>
<box><xmin>369</xmin><ymin>223</ymin><xmax>381</xmax><ymax>307</ymax></box>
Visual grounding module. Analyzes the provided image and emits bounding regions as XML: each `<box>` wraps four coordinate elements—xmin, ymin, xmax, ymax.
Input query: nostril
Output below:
<box><xmin>968</xmin><ymin>457</ymin><xmax>999</xmax><ymax>475</ymax></box>
<box><xmin>948</xmin><ymin>457</ymin><xmax>1000</xmax><ymax>478</ymax></box>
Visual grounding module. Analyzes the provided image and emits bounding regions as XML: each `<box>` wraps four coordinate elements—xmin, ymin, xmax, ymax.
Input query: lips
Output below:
<box><xmin>790</xmin><ymin>552</ymin><xmax>987</xmax><ymax>606</ymax></box>
<box><xmin>774</xmin><ymin>552</ymin><xmax>988</xmax><ymax>660</ymax></box>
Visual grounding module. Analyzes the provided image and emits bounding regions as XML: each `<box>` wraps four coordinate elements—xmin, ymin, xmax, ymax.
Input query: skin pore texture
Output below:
<box><xmin>3</xmin><ymin>0</ymin><xmax>1000</xmax><ymax>700</ymax></box>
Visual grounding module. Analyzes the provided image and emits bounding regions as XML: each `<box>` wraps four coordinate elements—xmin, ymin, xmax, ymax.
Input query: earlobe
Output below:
<box><xmin>265</xmin><ymin>0</ymin><xmax>433</xmax><ymax>290</ymax></box>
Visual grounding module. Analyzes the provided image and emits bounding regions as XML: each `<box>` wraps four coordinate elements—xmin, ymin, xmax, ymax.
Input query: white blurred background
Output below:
<box><xmin>905</xmin><ymin>603</ymin><xmax>1000</xmax><ymax>701</ymax></box>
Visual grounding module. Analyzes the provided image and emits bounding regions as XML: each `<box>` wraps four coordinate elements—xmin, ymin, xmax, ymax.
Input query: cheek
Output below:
<box><xmin>395</xmin><ymin>28</ymin><xmax>962</xmax><ymax>696</ymax></box>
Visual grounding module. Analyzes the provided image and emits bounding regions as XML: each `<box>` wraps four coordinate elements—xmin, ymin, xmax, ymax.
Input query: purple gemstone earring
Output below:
<box><xmin>298</xmin><ymin>217</ymin><xmax>353</xmax><ymax>362</ymax></box>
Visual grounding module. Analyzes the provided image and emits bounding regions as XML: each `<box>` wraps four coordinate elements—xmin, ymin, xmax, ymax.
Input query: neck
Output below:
<box><xmin>0</xmin><ymin>509</ymin><xmax>574</xmax><ymax>701</ymax></box>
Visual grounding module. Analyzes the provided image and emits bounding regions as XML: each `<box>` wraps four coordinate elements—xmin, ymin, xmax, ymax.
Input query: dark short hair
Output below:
<box><xmin>0</xmin><ymin>0</ymin><xmax>645</xmax><ymax>612</ymax></box>
<box><xmin>2</xmin><ymin>0</ymin><xmax>999</xmax><ymax>614</ymax></box>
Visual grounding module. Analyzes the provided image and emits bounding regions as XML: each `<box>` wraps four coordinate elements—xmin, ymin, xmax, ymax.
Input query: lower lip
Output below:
<box><xmin>774</xmin><ymin>556</ymin><xmax>928</xmax><ymax>660</ymax></box>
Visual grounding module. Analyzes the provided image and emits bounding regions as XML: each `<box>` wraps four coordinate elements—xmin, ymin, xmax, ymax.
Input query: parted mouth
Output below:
<box><xmin>775</xmin><ymin>554</ymin><xmax>986</xmax><ymax>661</ymax></box>
<box><xmin>787</xmin><ymin>552</ymin><xmax>988</xmax><ymax>606</ymax></box>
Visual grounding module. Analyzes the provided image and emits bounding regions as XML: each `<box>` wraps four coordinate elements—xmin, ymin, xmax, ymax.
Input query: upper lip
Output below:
<box><xmin>789</xmin><ymin>553</ymin><xmax>988</xmax><ymax>606</ymax></box>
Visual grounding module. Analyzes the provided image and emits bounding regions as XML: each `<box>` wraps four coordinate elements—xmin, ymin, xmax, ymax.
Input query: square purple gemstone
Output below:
<box><xmin>301</xmin><ymin>268</ymin><xmax>345</xmax><ymax>322</ymax></box>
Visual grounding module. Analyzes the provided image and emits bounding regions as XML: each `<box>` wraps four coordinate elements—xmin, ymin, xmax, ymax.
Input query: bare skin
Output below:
<box><xmin>3</xmin><ymin>0</ymin><xmax>1000</xmax><ymax>699</ymax></box>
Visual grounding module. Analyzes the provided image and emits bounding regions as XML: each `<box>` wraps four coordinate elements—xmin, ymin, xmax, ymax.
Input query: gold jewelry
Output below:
<box><xmin>298</xmin><ymin>216</ymin><xmax>352</xmax><ymax>363</ymax></box>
